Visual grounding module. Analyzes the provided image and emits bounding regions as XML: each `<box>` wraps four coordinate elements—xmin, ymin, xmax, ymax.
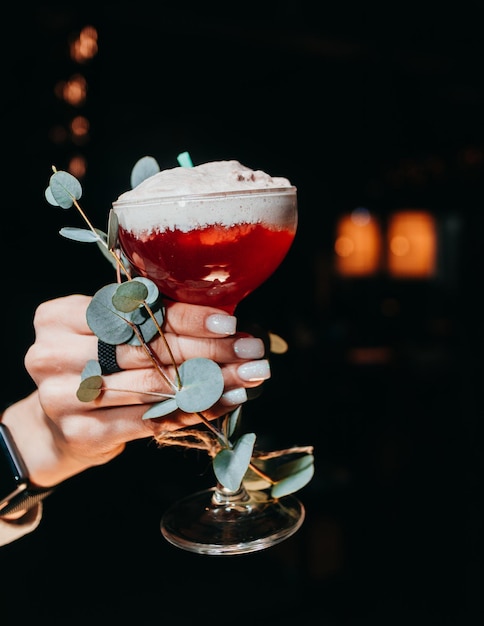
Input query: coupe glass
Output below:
<box><xmin>112</xmin><ymin>186</ymin><xmax>304</xmax><ymax>555</ymax></box>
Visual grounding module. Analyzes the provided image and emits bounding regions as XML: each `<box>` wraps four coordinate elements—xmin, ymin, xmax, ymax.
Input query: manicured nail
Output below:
<box><xmin>206</xmin><ymin>314</ymin><xmax>237</xmax><ymax>335</ymax></box>
<box><xmin>220</xmin><ymin>387</ymin><xmax>248</xmax><ymax>406</ymax></box>
<box><xmin>237</xmin><ymin>359</ymin><xmax>271</xmax><ymax>382</ymax></box>
<box><xmin>233</xmin><ymin>337</ymin><xmax>265</xmax><ymax>359</ymax></box>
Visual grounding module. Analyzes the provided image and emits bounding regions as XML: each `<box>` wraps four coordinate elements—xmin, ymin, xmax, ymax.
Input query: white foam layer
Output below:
<box><xmin>118</xmin><ymin>160</ymin><xmax>293</xmax><ymax>199</ymax></box>
<box><xmin>113</xmin><ymin>160</ymin><xmax>297</xmax><ymax>232</ymax></box>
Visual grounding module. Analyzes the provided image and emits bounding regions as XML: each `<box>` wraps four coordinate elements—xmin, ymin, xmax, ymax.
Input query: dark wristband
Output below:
<box><xmin>0</xmin><ymin>422</ymin><xmax>55</xmax><ymax>516</ymax></box>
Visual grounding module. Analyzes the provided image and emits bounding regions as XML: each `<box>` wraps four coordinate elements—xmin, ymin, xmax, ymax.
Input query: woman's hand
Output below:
<box><xmin>2</xmin><ymin>295</ymin><xmax>270</xmax><ymax>488</ymax></box>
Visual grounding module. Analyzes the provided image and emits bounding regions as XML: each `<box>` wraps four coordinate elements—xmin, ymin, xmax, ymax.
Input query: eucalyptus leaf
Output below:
<box><xmin>225</xmin><ymin>405</ymin><xmax>242</xmax><ymax>438</ymax></box>
<box><xmin>86</xmin><ymin>283</ymin><xmax>134</xmax><ymax>344</ymax></box>
<box><xmin>59</xmin><ymin>226</ymin><xmax>102</xmax><ymax>243</ymax></box>
<box><xmin>142</xmin><ymin>398</ymin><xmax>178</xmax><ymax>420</ymax></box>
<box><xmin>80</xmin><ymin>359</ymin><xmax>102</xmax><ymax>379</ymax></box>
<box><xmin>45</xmin><ymin>186</ymin><xmax>59</xmax><ymax>207</ymax></box>
<box><xmin>107</xmin><ymin>209</ymin><xmax>119</xmax><ymax>250</ymax></box>
<box><xmin>76</xmin><ymin>375</ymin><xmax>103</xmax><ymax>402</ymax></box>
<box><xmin>112</xmin><ymin>280</ymin><xmax>148</xmax><ymax>313</ymax></box>
<box><xmin>242</xmin><ymin>471</ymin><xmax>272</xmax><ymax>491</ymax></box>
<box><xmin>271</xmin><ymin>459</ymin><xmax>315</xmax><ymax>498</ymax></box>
<box><xmin>130</xmin><ymin>277</ymin><xmax>160</xmax><ymax>305</ymax></box>
<box><xmin>175</xmin><ymin>358</ymin><xmax>224</xmax><ymax>413</ymax></box>
<box><xmin>93</xmin><ymin>228</ymin><xmax>126</xmax><ymax>271</ymax></box>
<box><xmin>49</xmin><ymin>170</ymin><xmax>82</xmax><ymax>208</ymax></box>
<box><xmin>213</xmin><ymin>432</ymin><xmax>256</xmax><ymax>491</ymax></box>
<box><xmin>125</xmin><ymin>302</ymin><xmax>152</xmax><ymax>326</ymax></box>
<box><xmin>127</xmin><ymin>305</ymin><xmax>164</xmax><ymax>345</ymax></box>
<box><xmin>130</xmin><ymin>156</ymin><xmax>160</xmax><ymax>188</ymax></box>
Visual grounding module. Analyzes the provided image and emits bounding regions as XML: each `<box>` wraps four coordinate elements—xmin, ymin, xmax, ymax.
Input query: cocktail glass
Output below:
<box><xmin>113</xmin><ymin>185</ymin><xmax>304</xmax><ymax>555</ymax></box>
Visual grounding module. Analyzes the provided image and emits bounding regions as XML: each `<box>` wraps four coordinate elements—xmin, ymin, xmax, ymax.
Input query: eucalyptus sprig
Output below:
<box><xmin>44</xmin><ymin>155</ymin><xmax>314</xmax><ymax>498</ymax></box>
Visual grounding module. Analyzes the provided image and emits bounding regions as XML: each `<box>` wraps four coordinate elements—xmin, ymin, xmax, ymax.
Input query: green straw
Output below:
<box><xmin>177</xmin><ymin>151</ymin><xmax>194</xmax><ymax>168</ymax></box>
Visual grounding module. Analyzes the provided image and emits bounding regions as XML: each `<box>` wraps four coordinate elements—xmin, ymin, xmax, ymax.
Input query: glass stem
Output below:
<box><xmin>211</xmin><ymin>482</ymin><xmax>250</xmax><ymax>506</ymax></box>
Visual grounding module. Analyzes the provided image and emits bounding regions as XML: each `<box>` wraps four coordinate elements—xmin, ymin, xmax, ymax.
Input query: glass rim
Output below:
<box><xmin>112</xmin><ymin>186</ymin><xmax>297</xmax><ymax>208</ymax></box>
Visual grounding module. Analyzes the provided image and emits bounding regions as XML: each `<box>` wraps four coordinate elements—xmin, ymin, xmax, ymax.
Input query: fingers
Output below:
<box><xmin>32</xmin><ymin>373</ymin><xmax>258</xmax><ymax>454</ymax></box>
<box><xmin>30</xmin><ymin>295</ymin><xmax>239</xmax><ymax>340</ymax></box>
<box><xmin>30</xmin><ymin>294</ymin><xmax>93</xmax><ymax>337</ymax></box>
<box><xmin>161</xmin><ymin>300</ymin><xmax>237</xmax><ymax>337</ymax></box>
<box><xmin>34</xmin><ymin>353</ymin><xmax>270</xmax><ymax>417</ymax></box>
<box><xmin>25</xmin><ymin>325</ymin><xmax>269</xmax><ymax>387</ymax></box>
<box><xmin>25</xmin><ymin>294</ymin><xmax>269</xmax><ymax>376</ymax></box>
<box><xmin>116</xmin><ymin>333</ymin><xmax>266</xmax><ymax>370</ymax></box>
<box><xmin>101</xmin><ymin>358</ymin><xmax>270</xmax><ymax>404</ymax></box>
<box><xmin>25</xmin><ymin>293</ymin><xmax>272</xmax><ymax>438</ymax></box>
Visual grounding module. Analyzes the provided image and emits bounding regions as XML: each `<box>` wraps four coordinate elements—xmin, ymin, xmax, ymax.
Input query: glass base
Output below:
<box><xmin>160</xmin><ymin>485</ymin><xmax>305</xmax><ymax>556</ymax></box>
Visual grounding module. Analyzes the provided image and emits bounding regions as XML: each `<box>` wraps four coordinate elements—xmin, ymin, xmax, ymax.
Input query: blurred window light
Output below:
<box><xmin>70</xmin><ymin>115</ymin><xmax>90</xmax><ymax>144</ymax></box>
<box><xmin>70</xmin><ymin>25</ymin><xmax>98</xmax><ymax>63</ymax></box>
<box><xmin>54</xmin><ymin>74</ymin><xmax>87</xmax><ymax>106</ymax></box>
<box><xmin>387</xmin><ymin>210</ymin><xmax>437</xmax><ymax>278</ymax></box>
<box><xmin>68</xmin><ymin>155</ymin><xmax>87</xmax><ymax>179</ymax></box>
<box><xmin>71</xmin><ymin>115</ymin><xmax>90</xmax><ymax>135</ymax></box>
<box><xmin>334</xmin><ymin>208</ymin><xmax>382</xmax><ymax>277</ymax></box>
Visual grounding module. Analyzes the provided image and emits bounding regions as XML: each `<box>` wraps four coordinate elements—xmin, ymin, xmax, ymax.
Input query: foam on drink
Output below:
<box><xmin>113</xmin><ymin>160</ymin><xmax>295</xmax><ymax>233</ymax></box>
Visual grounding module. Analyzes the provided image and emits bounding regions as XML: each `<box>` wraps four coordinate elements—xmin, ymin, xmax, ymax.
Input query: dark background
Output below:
<box><xmin>1</xmin><ymin>3</ymin><xmax>483</xmax><ymax>624</ymax></box>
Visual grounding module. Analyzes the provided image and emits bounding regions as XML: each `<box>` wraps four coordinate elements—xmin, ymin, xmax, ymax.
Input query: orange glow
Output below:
<box><xmin>70</xmin><ymin>116</ymin><xmax>90</xmax><ymax>144</ymax></box>
<box><xmin>70</xmin><ymin>26</ymin><xmax>98</xmax><ymax>62</ymax></box>
<box><xmin>334</xmin><ymin>208</ymin><xmax>382</xmax><ymax>276</ymax></box>
<box><xmin>55</xmin><ymin>74</ymin><xmax>87</xmax><ymax>106</ymax></box>
<box><xmin>387</xmin><ymin>211</ymin><xmax>437</xmax><ymax>278</ymax></box>
<box><xmin>68</xmin><ymin>155</ymin><xmax>87</xmax><ymax>179</ymax></box>
<box><xmin>70</xmin><ymin>115</ymin><xmax>90</xmax><ymax>137</ymax></box>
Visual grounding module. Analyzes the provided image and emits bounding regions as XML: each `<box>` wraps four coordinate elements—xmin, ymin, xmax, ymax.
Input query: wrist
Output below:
<box><xmin>1</xmin><ymin>392</ymin><xmax>64</xmax><ymax>488</ymax></box>
<box><xmin>0</xmin><ymin>418</ymin><xmax>55</xmax><ymax>518</ymax></box>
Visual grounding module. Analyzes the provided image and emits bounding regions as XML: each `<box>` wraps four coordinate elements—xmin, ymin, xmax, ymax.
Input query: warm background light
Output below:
<box><xmin>334</xmin><ymin>208</ymin><xmax>382</xmax><ymax>277</ymax></box>
<box><xmin>68</xmin><ymin>155</ymin><xmax>87</xmax><ymax>178</ymax></box>
<box><xmin>69</xmin><ymin>25</ymin><xmax>98</xmax><ymax>63</ymax></box>
<box><xmin>55</xmin><ymin>73</ymin><xmax>88</xmax><ymax>106</ymax></box>
<box><xmin>387</xmin><ymin>210</ymin><xmax>437</xmax><ymax>278</ymax></box>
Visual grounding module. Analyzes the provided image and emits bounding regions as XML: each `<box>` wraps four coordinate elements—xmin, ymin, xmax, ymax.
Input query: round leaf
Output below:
<box><xmin>80</xmin><ymin>359</ymin><xmax>102</xmax><ymax>379</ymax></box>
<box><xmin>112</xmin><ymin>280</ymin><xmax>148</xmax><ymax>313</ymax></box>
<box><xmin>76</xmin><ymin>375</ymin><xmax>103</xmax><ymax>402</ymax></box>
<box><xmin>86</xmin><ymin>283</ymin><xmax>134</xmax><ymax>344</ymax></box>
<box><xmin>45</xmin><ymin>186</ymin><xmax>59</xmax><ymax>207</ymax></box>
<box><xmin>128</xmin><ymin>305</ymin><xmax>164</xmax><ymax>345</ymax></box>
<box><xmin>49</xmin><ymin>170</ymin><xmax>82</xmax><ymax>208</ymax></box>
<box><xmin>142</xmin><ymin>398</ymin><xmax>178</xmax><ymax>420</ymax></box>
<box><xmin>130</xmin><ymin>156</ymin><xmax>160</xmax><ymax>188</ymax></box>
<box><xmin>213</xmin><ymin>432</ymin><xmax>256</xmax><ymax>491</ymax></box>
<box><xmin>271</xmin><ymin>460</ymin><xmax>315</xmax><ymax>498</ymax></box>
<box><xmin>59</xmin><ymin>226</ymin><xmax>102</xmax><ymax>243</ymax></box>
<box><xmin>175</xmin><ymin>358</ymin><xmax>224</xmax><ymax>413</ymax></box>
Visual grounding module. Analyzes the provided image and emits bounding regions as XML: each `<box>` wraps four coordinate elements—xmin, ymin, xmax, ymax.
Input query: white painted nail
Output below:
<box><xmin>206</xmin><ymin>314</ymin><xmax>237</xmax><ymax>335</ymax></box>
<box><xmin>237</xmin><ymin>360</ymin><xmax>271</xmax><ymax>382</ymax></box>
<box><xmin>233</xmin><ymin>337</ymin><xmax>265</xmax><ymax>359</ymax></box>
<box><xmin>220</xmin><ymin>387</ymin><xmax>248</xmax><ymax>406</ymax></box>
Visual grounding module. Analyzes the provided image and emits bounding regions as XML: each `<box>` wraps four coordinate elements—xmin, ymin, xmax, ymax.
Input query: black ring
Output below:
<box><xmin>98</xmin><ymin>340</ymin><xmax>123</xmax><ymax>375</ymax></box>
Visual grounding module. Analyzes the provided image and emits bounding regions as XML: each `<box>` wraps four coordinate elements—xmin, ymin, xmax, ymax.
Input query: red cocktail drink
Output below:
<box><xmin>111</xmin><ymin>161</ymin><xmax>306</xmax><ymax>556</ymax></box>
<box><xmin>113</xmin><ymin>189</ymin><xmax>297</xmax><ymax>313</ymax></box>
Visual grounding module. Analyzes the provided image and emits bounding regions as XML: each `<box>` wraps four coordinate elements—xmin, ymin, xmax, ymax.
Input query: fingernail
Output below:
<box><xmin>206</xmin><ymin>314</ymin><xmax>237</xmax><ymax>335</ymax></box>
<box><xmin>220</xmin><ymin>387</ymin><xmax>248</xmax><ymax>406</ymax></box>
<box><xmin>233</xmin><ymin>337</ymin><xmax>265</xmax><ymax>359</ymax></box>
<box><xmin>237</xmin><ymin>359</ymin><xmax>271</xmax><ymax>382</ymax></box>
